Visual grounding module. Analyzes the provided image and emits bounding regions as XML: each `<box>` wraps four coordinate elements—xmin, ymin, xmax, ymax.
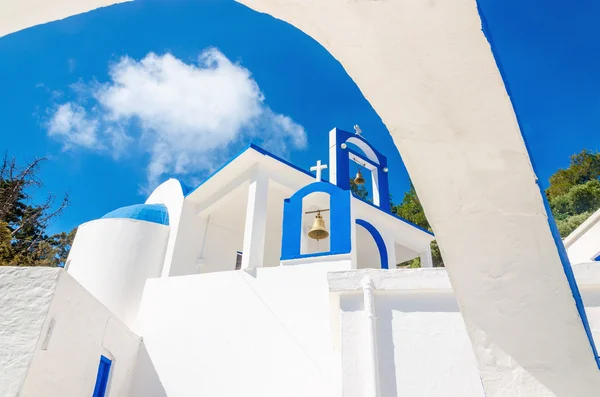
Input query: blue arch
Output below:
<box><xmin>356</xmin><ymin>219</ymin><xmax>388</xmax><ymax>269</ymax></box>
<box><xmin>333</xmin><ymin>128</ymin><xmax>391</xmax><ymax>212</ymax></box>
<box><xmin>281</xmin><ymin>182</ymin><xmax>352</xmax><ymax>260</ymax></box>
<box><xmin>101</xmin><ymin>204</ymin><xmax>169</xmax><ymax>225</ymax></box>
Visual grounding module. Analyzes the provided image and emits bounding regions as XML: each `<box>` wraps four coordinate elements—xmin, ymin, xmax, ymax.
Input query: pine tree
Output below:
<box><xmin>0</xmin><ymin>155</ymin><xmax>75</xmax><ymax>267</ymax></box>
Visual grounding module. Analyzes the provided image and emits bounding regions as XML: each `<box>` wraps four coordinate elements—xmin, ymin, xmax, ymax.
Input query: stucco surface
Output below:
<box><xmin>3</xmin><ymin>0</ymin><xmax>600</xmax><ymax>394</ymax></box>
<box><xmin>0</xmin><ymin>0</ymin><xmax>130</xmax><ymax>38</ymax></box>
<box><xmin>67</xmin><ymin>218</ymin><xmax>169</xmax><ymax>333</ymax></box>
<box><xmin>138</xmin><ymin>267</ymin><xmax>340</xmax><ymax>397</ymax></box>
<box><xmin>565</xmin><ymin>209</ymin><xmax>600</xmax><ymax>264</ymax></box>
<box><xmin>0</xmin><ymin>267</ymin><xmax>59</xmax><ymax>397</ymax></box>
<box><xmin>20</xmin><ymin>270</ymin><xmax>141</xmax><ymax>397</ymax></box>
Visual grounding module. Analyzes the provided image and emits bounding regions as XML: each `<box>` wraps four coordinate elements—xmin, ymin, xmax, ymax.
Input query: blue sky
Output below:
<box><xmin>0</xmin><ymin>0</ymin><xmax>598</xmax><ymax>234</ymax></box>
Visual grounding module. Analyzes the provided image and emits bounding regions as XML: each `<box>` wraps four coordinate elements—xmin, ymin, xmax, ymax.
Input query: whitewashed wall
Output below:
<box><xmin>0</xmin><ymin>267</ymin><xmax>60</xmax><ymax>397</ymax></box>
<box><xmin>127</xmin><ymin>341</ymin><xmax>168</xmax><ymax>397</ymax></box>
<box><xmin>67</xmin><ymin>218</ymin><xmax>169</xmax><ymax>333</ymax></box>
<box><xmin>137</xmin><ymin>266</ymin><xmax>341</xmax><ymax>397</ymax></box>
<box><xmin>356</xmin><ymin>225</ymin><xmax>381</xmax><ymax>269</ymax></box>
<box><xmin>199</xmin><ymin>221</ymin><xmax>244</xmax><ymax>273</ymax></box>
<box><xmin>232</xmin><ymin>2</ymin><xmax>600</xmax><ymax>395</ymax></box>
<box><xmin>565</xmin><ymin>210</ymin><xmax>600</xmax><ymax>264</ymax></box>
<box><xmin>20</xmin><ymin>270</ymin><xmax>141</xmax><ymax>397</ymax></box>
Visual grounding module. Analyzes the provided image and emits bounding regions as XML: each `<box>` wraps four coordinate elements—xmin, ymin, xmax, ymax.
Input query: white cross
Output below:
<box><xmin>310</xmin><ymin>160</ymin><xmax>328</xmax><ymax>182</ymax></box>
<box><xmin>354</xmin><ymin>124</ymin><xmax>362</xmax><ymax>136</ymax></box>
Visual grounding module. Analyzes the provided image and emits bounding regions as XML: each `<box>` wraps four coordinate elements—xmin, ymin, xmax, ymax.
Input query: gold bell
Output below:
<box><xmin>353</xmin><ymin>169</ymin><xmax>365</xmax><ymax>185</ymax></box>
<box><xmin>308</xmin><ymin>211</ymin><xmax>329</xmax><ymax>241</ymax></box>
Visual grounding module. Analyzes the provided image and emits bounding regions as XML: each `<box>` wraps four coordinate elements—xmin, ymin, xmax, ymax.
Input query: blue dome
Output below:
<box><xmin>101</xmin><ymin>204</ymin><xmax>169</xmax><ymax>225</ymax></box>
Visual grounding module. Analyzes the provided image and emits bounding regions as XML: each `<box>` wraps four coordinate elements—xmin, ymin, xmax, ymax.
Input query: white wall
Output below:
<box><xmin>339</xmin><ymin>291</ymin><xmax>485</xmax><ymax>397</ymax></box>
<box><xmin>137</xmin><ymin>266</ymin><xmax>341</xmax><ymax>397</ymax></box>
<box><xmin>233</xmin><ymin>2</ymin><xmax>600</xmax><ymax>395</ymax></box>
<box><xmin>566</xmin><ymin>218</ymin><xmax>600</xmax><ymax>264</ymax></box>
<box><xmin>17</xmin><ymin>270</ymin><xmax>142</xmax><ymax>397</ymax></box>
<box><xmin>356</xmin><ymin>224</ymin><xmax>382</xmax><ymax>269</ymax></box>
<box><xmin>67</xmin><ymin>218</ymin><xmax>169</xmax><ymax>333</ymax></box>
<box><xmin>127</xmin><ymin>341</ymin><xmax>168</xmax><ymax>397</ymax></box>
<box><xmin>200</xmin><ymin>221</ymin><xmax>244</xmax><ymax>273</ymax></box>
<box><xmin>0</xmin><ymin>267</ymin><xmax>60</xmax><ymax>397</ymax></box>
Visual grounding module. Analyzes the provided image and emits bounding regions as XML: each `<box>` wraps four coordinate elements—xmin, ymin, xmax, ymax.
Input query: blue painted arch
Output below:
<box><xmin>356</xmin><ymin>219</ymin><xmax>388</xmax><ymax>269</ymax></box>
<box><xmin>281</xmin><ymin>181</ymin><xmax>352</xmax><ymax>260</ymax></box>
<box><xmin>101</xmin><ymin>204</ymin><xmax>169</xmax><ymax>226</ymax></box>
<box><xmin>333</xmin><ymin>128</ymin><xmax>391</xmax><ymax>212</ymax></box>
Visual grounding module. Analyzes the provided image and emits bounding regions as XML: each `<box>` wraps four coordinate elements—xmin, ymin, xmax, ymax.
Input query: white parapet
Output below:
<box><xmin>0</xmin><ymin>267</ymin><xmax>148</xmax><ymax>397</ymax></box>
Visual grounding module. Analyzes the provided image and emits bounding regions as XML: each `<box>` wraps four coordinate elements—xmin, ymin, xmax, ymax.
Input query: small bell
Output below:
<box><xmin>308</xmin><ymin>211</ymin><xmax>329</xmax><ymax>241</ymax></box>
<box><xmin>353</xmin><ymin>169</ymin><xmax>365</xmax><ymax>185</ymax></box>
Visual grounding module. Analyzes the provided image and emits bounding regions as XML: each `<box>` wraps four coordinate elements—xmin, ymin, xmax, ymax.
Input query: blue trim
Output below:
<box><xmin>281</xmin><ymin>182</ymin><xmax>352</xmax><ymax>260</ymax></box>
<box><xmin>101</xmin><ymin>204</ymin><xmax>169</xmax><ymax>226</ymax></box>
<box><xmin>477</xmin><ymin>1</ymin><xmax>600</xmax><ymax>367</ymax></box>
<box><xmin>92</xmin><ymin>355</ymin><xmax>112</xmax><ymax>397</ymax></box>
<box><xmin>356</xmin><ymin>219</ymin><xmax>389</xmax><ymax>269</ymax></box>
<box><xmin>355</xmin><ymin>195</ymin><xmax>434</xmax><ymax>237</ymax></box>
<box><xmin>333</xmin><ymin>128</ymin><xmax>391</xmax><ymax>212</ymax></box>
<box><xmin>594</xmin><ymin>254</ymin><xmax>600</xmax><ymax>262</ymax></box>
<box><xmin>184</xmin><ymin>143</ymin><xmax>324</xmax><ymax>198</ymax></box>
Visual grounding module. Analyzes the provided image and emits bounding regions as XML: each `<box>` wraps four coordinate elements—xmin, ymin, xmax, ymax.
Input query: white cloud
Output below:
<box><xmin>47</xmin><ymin>103</ymin><xmax>99</xmax><ymax>149</ymax></box>
<box><xmin>46</xmin><ymin>48</ymin><xmax>307</xmax><ymax>187</ymax></box>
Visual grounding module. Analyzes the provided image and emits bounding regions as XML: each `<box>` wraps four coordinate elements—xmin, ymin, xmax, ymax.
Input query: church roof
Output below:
<box><xmin>101</xmin><ymin>203</ymin><xmax>170</xmax><ymax>226</ymax></box>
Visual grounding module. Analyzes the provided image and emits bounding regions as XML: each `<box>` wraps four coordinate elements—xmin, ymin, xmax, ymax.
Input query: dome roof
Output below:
<box><xmin>101</xmin><ymin>204</ymin><xmax>169</xmax><ymax>225</ymax></box>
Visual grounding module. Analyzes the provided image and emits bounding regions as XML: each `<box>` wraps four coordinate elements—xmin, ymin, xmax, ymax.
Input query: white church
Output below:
<box><xmin>3</xmin><ymin>127</ymin><xmax>600</xmax><ymax>397</ymax></box>
<box><xmin>4</xmin><ymin>1</ymin><xmax>600</xmax><ymax>396</ymax></box>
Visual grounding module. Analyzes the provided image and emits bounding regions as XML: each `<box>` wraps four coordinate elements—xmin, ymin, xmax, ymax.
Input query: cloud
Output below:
<box><xmin>47</xmin><ymin>103</ymin><xmax>99</xmax><ymax>149</ymax></box>
<box><xmin>46</xmin><ymin>48</ymin><xmax>307</xmax><ymax>188</ymax></box>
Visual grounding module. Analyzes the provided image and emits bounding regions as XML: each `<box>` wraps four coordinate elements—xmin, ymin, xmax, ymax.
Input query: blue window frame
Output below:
<box><xmin>92</xmin><ymin>355</ymin><xmax>112</xmax><ymax>397</ymax></box>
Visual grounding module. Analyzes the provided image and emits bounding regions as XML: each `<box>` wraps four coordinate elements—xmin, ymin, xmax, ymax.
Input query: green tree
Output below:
<box><xmin>546</xmin><ymin>149</ymin><xmax>600</xmax><ymax>200</ymax></box>
<box><xmin>349</xmin><ymin>178</ymin><xmax>369</xmax><ymax>201</ymax></box>
<box><xmin>546</xmin><ymin>150</ymin><xmax>600</xmax><ymax>238</ymax></box>
<box><xmin>392</xmin><ymin>183</ymin><xmax>444</xmax><ymax>267</ymax></box>
<box><xmin>0</xmin><ymin>155</ymin><xmax>75</xmax><ymax>267</ymax></box>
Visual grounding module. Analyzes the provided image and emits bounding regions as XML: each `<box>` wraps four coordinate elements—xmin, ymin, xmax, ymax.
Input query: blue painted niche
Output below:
<box><xmin>92</xmin><ymin>355</ymin><xmax>112</xmax><ymax>397</ymax></box>
<box><xmin>281</xmin><ymin>182</ymin><xmax>352</xmax><ymax>260</ymax></box>
<box><xmin>356</xmin><ymin>219</ymin><xmax>388</xmax><ymax>269</ymax></box>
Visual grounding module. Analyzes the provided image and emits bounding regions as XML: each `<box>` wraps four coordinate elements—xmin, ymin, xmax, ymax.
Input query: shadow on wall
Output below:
<box><xmin>128</xmin><ymin>341</ymin><xmax>167</xmax><ymax>397</ymax></box>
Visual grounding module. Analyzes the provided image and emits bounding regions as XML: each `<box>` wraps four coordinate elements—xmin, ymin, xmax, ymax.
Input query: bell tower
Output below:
<box><xmin>328</xmin><ymin>127</ymin><xmax>391</xmax><ymax>212</ymax></box>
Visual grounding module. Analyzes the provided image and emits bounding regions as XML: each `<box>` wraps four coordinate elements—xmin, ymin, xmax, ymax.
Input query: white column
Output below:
<box><xmin>362</xmin><ymin>276</ymin><xmax>380</xmax><ymax>397</ymax></box>
<box><xmin>371</xmin><ymin>168</ymin><xmax>380</xmax><ymax>207</ymax></box>
<box><xmin>241</xmin><ymin>174</ymin><xmax>269</xmax><ymax>270</ymax></box>
<box><xmin>420</xmin><ymin>247</ymin><xmax>434</xmax><ymax>268</ymax></box>
<box><xmin>328</xmin><ymin>128</ymin><xmax>338</xmax><ymax>185</ymax></box>
<box><xmin>384</xmin><ymin>234</ymin><xmax>397</xmax><ymax>270</ymax></box>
